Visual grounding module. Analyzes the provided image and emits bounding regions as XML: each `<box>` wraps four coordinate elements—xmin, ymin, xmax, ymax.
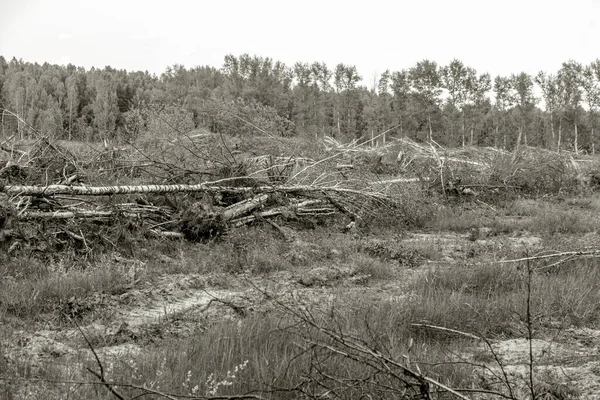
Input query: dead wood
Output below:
<box><xmin>1</xmin><ymin>182</ymin><xmax>391</xmax><ymax>200</ymax></box>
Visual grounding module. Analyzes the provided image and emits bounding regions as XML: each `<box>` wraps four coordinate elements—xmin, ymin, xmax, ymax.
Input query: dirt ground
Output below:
<box><xmin>3</xmin><ymin>226</ymin><xmax>599</xmax><ymax>399</ymax></box>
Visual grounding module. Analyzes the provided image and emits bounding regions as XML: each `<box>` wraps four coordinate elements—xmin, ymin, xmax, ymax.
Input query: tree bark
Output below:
<box><xmin>558</xmin><ymin>117</ymin><xmax>562</xmax><ymax>152</ymax></box>
<box><xmin>469</xmin><ymin>121</ymin><xmax>474</xmax><ymax>146</ymax></box>
<box><xmin>1</xmin><ymin>182</ymin><xmax>391</xmax><ymax>200</ymax></box>
<box><xmin>461</xmin><ymin>114</ymin><xmax>465</xmax><ymax>147</ymax></box>
<box><xmin>69</xmin><ymin>98</ymin><xmax>73</xmax><ymax>140</ymax></box>
<box><xmin>550</xmin><ymin>111</ymin><xmax>555</xmax><ymax>148</ymax></box>
<box><xmin>428</xmin><ymin>115</ymin><xmax>433</xmax><ymax>142</ymax></box>
<box><xmin>574</xmin><ymin>120</ymin><xmax>579</xmax><ymax>154</ymax></box>
<box><xmin>515</xmin><ymin>126</ymin><xmax>523</xmax><ymax>150</ymax></box>
<box><xmin>494</xmin><ymin>125</ymin><xmax>499</xmax><ymax>148</ymax></box>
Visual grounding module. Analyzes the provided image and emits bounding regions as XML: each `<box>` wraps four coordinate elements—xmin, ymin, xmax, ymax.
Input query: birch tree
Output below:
<box><xmin>557</xmin><ymin>61</ymin><xmax>583</xmax><ymax>153</ymax></box>
<box><xmin>582</xmin><ymin>60</ymin><xmax>600</xmax><ymax>153</ymax></box>
<box><xmin>510</xmin><ymin>72</ymin><xmax>537</xmax><ymax>149</ymax></box>
<box><xmin>535</xmin><ymin>72</ymin><xmax>559</xmax><ymax>149</ymax></box>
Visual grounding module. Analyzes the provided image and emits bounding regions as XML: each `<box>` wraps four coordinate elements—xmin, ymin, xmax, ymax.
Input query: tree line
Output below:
<box><xmin>1</xmin><ymin>54</ymin><xmax>600</xmax><ymax>152</ymax></box>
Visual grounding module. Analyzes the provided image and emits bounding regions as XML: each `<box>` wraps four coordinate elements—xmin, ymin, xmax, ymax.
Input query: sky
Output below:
<box><xmin>1</xmin><ymin>0</ymin><xmax>600</xmax><ymax>84</ymax></box>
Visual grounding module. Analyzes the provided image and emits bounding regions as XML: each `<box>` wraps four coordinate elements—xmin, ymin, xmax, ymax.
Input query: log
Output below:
<box><xmin>18</xmin><ymin>210</ymin><xmax>136</xmax><ymax>219</ymax></box>
<box><xmin>223</xmin><ymin>194</ymin><xmax>269</xmax><ymax>221</ymax></box>
<box><xmin>1</xmin><ymin>182</ymin><xmax>390</xmax><ymax>200</ymax></box>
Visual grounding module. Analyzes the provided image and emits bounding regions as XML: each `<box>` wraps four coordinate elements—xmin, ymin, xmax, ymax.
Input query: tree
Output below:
<box><xmin>310</xmin><ymin>62</ymin><xmax>332</xmax><ymax>136</ymax></box>
<box><xmin>65</xmin><ymin>75</ymin><xmax>79</xmax><ymax>139</ymax></box>
<box><xmin>510</xmin><ymin>72</ymin><xmax>537</xmax><ymax>149</ymax></box>
<box><xmin>375</xmin><ymin>70</ymin><xmax>394</xmax><ymax>143</ymax></box>
<box><xmin>333</xmin><ymin>64</ymin><xmax>361</xmax><ymax>139</ymax></box>
<box><xmin>493</xmin><ymin>76</ymin><xmax>515</xmax><ymax>149</ymax></box>
<box><xmin>441</xmin><ymin>59</ymin><xmax>475</xmax><ymax>146</ymax></box>
<box><xmin>390</xmin><ymin>70</ymin><xmax>410</xmax><ymax>135</ymax></box>
<box><xmin>292</xmin><ymin>62</ymin><xmax>312</xmax><ymax>132</ymax></box>
<box><xmin>91</xmin><ymin>71</ymin><xmax>119</xmax><ymax>139</ymax></box>
<box><xmin>582</xmin><ymin>60</ymin><xmax>600</xmax><ymax>153</ymax></box>
<box><xmin>557</xmin><ymin>60</ymin><xmax>583</xmax><ymax>153</ymax></box>
<box><xmin>409</xmin><ymin>60</ymin><xmax>442</xmax><ymax>142</ymax></box>
<box><xmin>464</xmin><ymin>72</ymin><xmax>491</xmax><ymax>146</ymax></box>
<box><xmin>535</xmin><ymin>71</ymin><xmax>559</xmax><ymax>149</ymax></box>
<box><xmin>0</xmin><ymin>55</ymin><xmax>7</xmax><ymax>108</ymax></box>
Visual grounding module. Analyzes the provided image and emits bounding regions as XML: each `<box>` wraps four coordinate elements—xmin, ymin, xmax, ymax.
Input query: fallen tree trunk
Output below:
<box><xmin>2</xmin><ymin>182</ymin><xmax>391</xmax><ymax>200</ymax></box>
<box><xmin>19</xmin><ymin>210</ymin><xmax>118</xmax><ymax>219</ymax></box>
<box><xmin>223</xmin><ymin>194</ymin><xmax>269</xmax><ymax>221</ymax></box>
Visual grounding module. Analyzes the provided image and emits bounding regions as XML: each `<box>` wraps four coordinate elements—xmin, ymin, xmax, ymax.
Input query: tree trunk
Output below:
<box><xmin>558</xmin><ymin>117</ymin><xmax>562</xmax><ymax>152</ymax></box>
<box><xmin>1</xmin><ymin>183</ymin><xmax>390</xmax><ymax>201</ymax></box>
<box><xmin>574</xmin><ymin>120</ymin><xmax>579</xmax><ymax>154</ymax></box>
<box><xmin>515</xmin><ymin>126</ymin><xmax>523</xmax><ymax>150</ymax></box>
<box><xmin>313</xmin><ymin>98</ymin><xmax>317</xmax><ymax>131</ymax></box>
<box><xmin>69</xmin><ymin>98</ymin><xmax>73</xmax><ymax>140</ymax></box>
<box><xmin>590</xmin><ymin>110</ymin><xmax>595</xmax><ymax>154</ymax></box>
<box><xmin>470</xmin><ymin>119</ymin><xmax>474</xmax><ymax>146</ymax></box>
<box><xmin>16</xmin><ymin>98</ymin><xmax>22</xmax><ymax>140</ymax></box>
<box><xmin>494</xmin><ymin>125</ymin><xmax>499</xmax><ymax>148</ymax></box>
<box><xmin>461</xmin><ymin>114</ymin><xmax>465</xmax><ymax>147</ymax></box>
<box><xmin>428</xmin><ymin>115</ymin><xmax>433</xmax><ymax>142</ymax></box>
<box><xmin>347</xmin><ymin>111</ymin><xmax>351</xmax><ymax>138</ymax></box>
<box><xmin>550</xmin><ymin>111</ymin><xmax>555</xmax><ymax>149</ymax></box>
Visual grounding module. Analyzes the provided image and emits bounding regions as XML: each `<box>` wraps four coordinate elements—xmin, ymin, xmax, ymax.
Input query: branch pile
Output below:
<box><xmin>0</xmin><ymin>135</ymin><xmax>395</xmax><ymax>255</ymax></box>
<box><xmin>393</xmin><ymin>137</ymin><xmax>600</xmax><ymax>197</ymax></box>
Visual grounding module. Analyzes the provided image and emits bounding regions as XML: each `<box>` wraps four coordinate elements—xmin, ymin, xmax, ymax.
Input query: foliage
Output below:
<box><xmin>2</xmin><ymin>54</ymin><xmax>600</xmax><ymax>152</ymax></box>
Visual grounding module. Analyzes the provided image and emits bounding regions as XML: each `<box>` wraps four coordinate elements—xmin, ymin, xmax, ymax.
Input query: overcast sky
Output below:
<box><xmin>1</xmin><ymin>0</ymin><xmax>599</xmax><ymax>83</ymax></box>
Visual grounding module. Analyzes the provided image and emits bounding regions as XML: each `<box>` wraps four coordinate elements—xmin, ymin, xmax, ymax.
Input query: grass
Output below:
<box><xmin>429</xmin><ymin>196</ymin><xmax>599</xmax><ymax>237</ymax></box>
<box><xmin>405</xmin><ymin>257</ymin><xmax>600</xmax><ymax>337</ymax></box>
<box><xmin>9</xmin><ymin>246</ymin><xmax>600</xmax><ymax>398</ymax></box>
<box><xmin>19</xmin><ymin>296</ymin><xmax>476</xmax><ymax>400</ymax></box>
<box><xmin>0</xmin><ymin>257</ymin><xmax>130</xmax><ymax>321</ymax></box>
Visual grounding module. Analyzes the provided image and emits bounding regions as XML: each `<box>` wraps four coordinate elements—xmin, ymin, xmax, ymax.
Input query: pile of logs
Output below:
<box><xmin>0</xmin><ymin>177</ymin><xmax>391</xmax><ymax>253</ymax></box>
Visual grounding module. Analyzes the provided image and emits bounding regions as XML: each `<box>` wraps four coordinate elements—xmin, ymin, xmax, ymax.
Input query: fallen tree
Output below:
<box><xmin>0</xmin><ymin>174</ymin><xmax>388</xmax><ymax>253</ymax></box>
<box><xmin>3</xmin><ymin>125</ymin><xmax>597</xmax><ymax>256</ymax></box>
<box><xmin>1</xmin><ymin>181</ymin><xmax>392</xmax><ymax>199</ymax></box>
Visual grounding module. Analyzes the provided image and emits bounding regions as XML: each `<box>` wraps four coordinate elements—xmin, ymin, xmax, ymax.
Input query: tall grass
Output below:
<box><xmin>33</xmin><ymin>296</ymin><xmax>475</xmax><ymax>399</ymax></box>
<box><xmin>0</xmin><ymin>257</ymin><xmax>130</xmax><ymax>321</ymax></box>
<box><xmin>405</xmin><ymin>258</ymin><xmax>600</xmax><ymax>337</ymax></box>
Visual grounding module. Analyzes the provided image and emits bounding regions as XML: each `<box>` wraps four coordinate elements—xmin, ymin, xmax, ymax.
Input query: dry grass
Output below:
<box><xmin>0</xmin><ymin>257</ymin><xmax>131</xmax><ymax>321</ymax></box>
<box><xmin>21</xmin><ymin>296</ymin><xmax>476</xmax><ymax>400</ymax></box>
<box><xmin>406</xmin><ymin>257</ymin><xmax>600</xmax><ymax>337</ymax></box>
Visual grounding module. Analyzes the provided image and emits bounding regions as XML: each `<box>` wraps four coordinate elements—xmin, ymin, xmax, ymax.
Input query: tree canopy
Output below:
<box><xmin>1</xmin><ymin>54</ymin><xmax>600</xmax><ymax>152</ymax></box>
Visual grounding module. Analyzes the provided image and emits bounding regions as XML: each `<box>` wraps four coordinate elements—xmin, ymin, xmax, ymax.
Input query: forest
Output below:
<box><xmin>1</xmin><ymin>54</ymin><xmax>600</xmax><ymax>152</ymax></box>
